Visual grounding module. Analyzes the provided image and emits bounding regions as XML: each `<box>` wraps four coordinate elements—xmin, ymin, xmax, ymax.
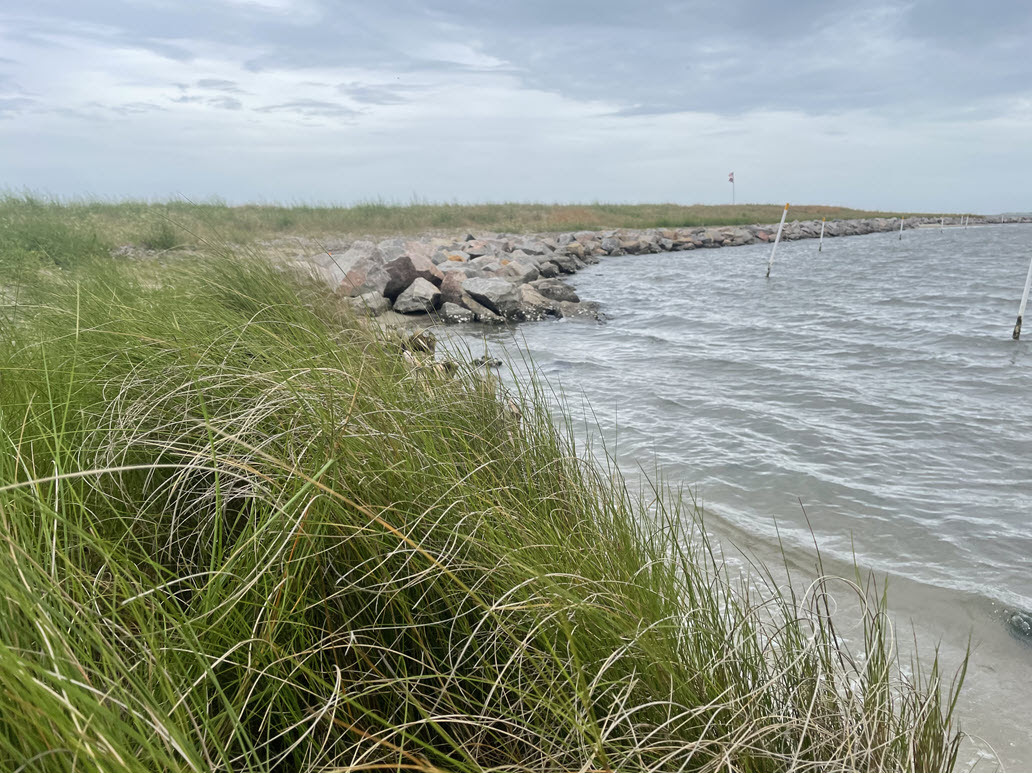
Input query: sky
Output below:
<box><xmin>1</xmin><ymin>0</ymin><xmax>1030</xmax><ymax>212</ymax></box>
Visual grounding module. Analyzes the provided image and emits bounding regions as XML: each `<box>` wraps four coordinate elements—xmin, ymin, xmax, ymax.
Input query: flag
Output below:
<box><xmin>728</xmin><ymin>172</ymin><xmax>734</xmax><ymax>183</ymax></box>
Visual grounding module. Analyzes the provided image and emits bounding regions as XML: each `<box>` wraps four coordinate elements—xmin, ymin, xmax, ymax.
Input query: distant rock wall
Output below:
<box><xmin>283</xmin><ymin>215</ymin><xmax>1028</xmax><ymax>324</ymax></box>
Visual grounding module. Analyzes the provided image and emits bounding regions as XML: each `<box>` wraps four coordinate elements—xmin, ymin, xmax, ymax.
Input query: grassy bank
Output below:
<box><xmin>0</xmin><ymin>225</ymin><xmax>964</xmax><ymax>770</ymax></box>
<box><xmin>0</xmin><ymin>194</ymin><xmax>946</xmax><ymax>256</ymax></box>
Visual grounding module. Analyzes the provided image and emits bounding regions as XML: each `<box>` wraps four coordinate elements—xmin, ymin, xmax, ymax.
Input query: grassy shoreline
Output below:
<box><xmin>0</xmin><ymin>205</ymin><xmax>965</xmax><ymax>771</ymax></box>
<box><xmin>1</xmin><ymin>194</ymin><xmax>957</xmax><ymax>255</ymax></box>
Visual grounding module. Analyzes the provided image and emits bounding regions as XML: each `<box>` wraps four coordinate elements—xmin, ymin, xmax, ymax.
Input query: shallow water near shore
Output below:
<box><xmin>448</xmin><ymin>223</ymin><xmax>1032</xmax><ymax>769</ymax></box>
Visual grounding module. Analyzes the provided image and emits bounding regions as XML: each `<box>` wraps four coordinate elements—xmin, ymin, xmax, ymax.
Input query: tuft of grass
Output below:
<box><xmin>0</xmin><ymin>238</ymin><xmax>965</xmax><ymax>770</ymax></box>
<box><xmin>137</xmin><ymin>218</ymin><xmax>180</xmax><ymax>251</ymax></box>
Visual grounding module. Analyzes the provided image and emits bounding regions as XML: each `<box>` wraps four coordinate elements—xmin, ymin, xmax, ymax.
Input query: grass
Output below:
<box><xmin>0</xmin><ymin>193</ymin><xmax>952</xmax><ymax>255</ymax></box>
<box><xmin>0</xmin><ymin>220</ymin><xmax>967</xmax><ymax>771</ymax></box>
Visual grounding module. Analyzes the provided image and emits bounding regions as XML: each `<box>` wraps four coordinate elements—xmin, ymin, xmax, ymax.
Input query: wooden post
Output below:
<box><xmin>940</xmin><ymin>215</ymin><xmax>944</xmax><ymax>232</ymax></box>
<box><xmin>766</xmin><ymin>203</ymin><xmax>790</xmax><ymax>278</ymax></box>
<box><xmin>899</xmin><ymin>216</ymin><xmax>904</xmax><ymax>240</ymax></box>
<box><xmin>818</xmin><ymin>217</ymin><xmax>826</xmax><ymax>252</ymax></box>
<box><xmin>1014</xmin><ymin>253</ymin><xmax>1032</xmax><ymax>339</ymax></box>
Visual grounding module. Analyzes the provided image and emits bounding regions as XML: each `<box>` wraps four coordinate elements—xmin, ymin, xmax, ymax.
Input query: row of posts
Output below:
<box><xmin>762</xmin><ymin>204</ymin><xmax>1031</xmax><ymax>339</ymax></box>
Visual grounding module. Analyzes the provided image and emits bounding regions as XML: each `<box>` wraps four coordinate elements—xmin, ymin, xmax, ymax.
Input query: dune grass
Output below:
<box><xmin>0</xmin><ymin>193</ymin><xmax>949</xmax><ymax>257</ymax></box>
<box><xmin>0</xmin><ymin>237</ymin><xmax>965</xmax><ymax>771</ymax></box>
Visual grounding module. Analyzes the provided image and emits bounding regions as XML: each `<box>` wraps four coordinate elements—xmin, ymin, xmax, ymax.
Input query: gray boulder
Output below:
<box><xmin>393</xmin><ymin>277</ymin><xmax>441</xmax><ymax>314</ymax></box>
<box><xmin>558</xmin><ymin>300</ymin><xmax>602</xmax><ymax>320</ymax></box>
<box><xmin>346</xmin><ymin>291</ymin><xmax>391</xmax><ymax>317</ymax></box>
<box><xmin>537</xmin><ymin>261</ymin><xmax>560</xmax><ymax>278</ymax></box>
<box><xmin>550</xmin><ymin>253</ymin><xmax>584</xmax><ymax>274</ymax></box>
<box><xmin>462</xmin><ymin>277</ymin><xmax>520</xmax><ymax>317</ymax></box>
<box><xmin>439</xmin><ymin>302</ymin><xmax>474</xmax><ymax>324</ymax></box>
<box><xmin>328</xmin><ymin>242</ymin><xmax>390</xmax><ymax>297</ymax></box>
<box><xmin>513</xmin><ymin>239</ymin><xmax>550</xmax><ymax>256</ymax></box>
<box><xmin>438</xmin><ymin>272</ymin><xmax>466</xmax><ymax>305</ymax></box>
<box><xmin>460</xmin><ymin>293</ymin><xmax>505</xmax><ymax>324</ymax></box>
<box><xmin>517</xmin><ymin>284</ymin><xmax>560</xmax><ymax>321</ymax></box>
<box><xmin>499</xmin><ymin>259</ymin><xmax>539</xmax><ymax>284</ymax></box>
<box><xmin>530</xmin><ymin>278</ymin><xmax>580</xmax><ymax>303</ymax></box>
<box><xmin>384</xmin><ymin>253</ymin><xmax>444</xmax><ymax>299</ymax></box>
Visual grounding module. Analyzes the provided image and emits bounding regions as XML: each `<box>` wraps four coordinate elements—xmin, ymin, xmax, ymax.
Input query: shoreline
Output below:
<box><xmin>285</xmin><ymin>214</ymin><xmax>1031</xmax><ymax>325</ymax></box>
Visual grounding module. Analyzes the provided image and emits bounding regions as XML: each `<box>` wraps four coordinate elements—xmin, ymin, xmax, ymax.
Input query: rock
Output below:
<box><xmin>537</xmin><ymin>261</ymin><xmax>560</xmax><ymax>278</ymax></box>
<box><xmin>1008</xmin><ymin>610</ymin><xmax>1032</xmax><ymax>642</ymax></box>
<box><xmin>499</xmin><ymin>260</ymin><xmax>539</xmax><ymax>284</ymax></box>
<box><xmin>601</xmin><ymin>236</ymin><xmax>622</xmax><ymax>254</ymax></box>
<box><xmin>513</xmin><ymin>239</ymin><xmax>550</xmax><ymax>256</ymax></box>
<box><xmin>384</xmin><ymin>253</ymin><xmax>444</xmax><ymax>300</ymax></box>
<box><xmin>438</xmin><ymin>272</ymin><xmax>466</xmax><ymax>305</ymax></box>
<box><xmin>549</xmin><ymin>253</ymin><xmax>584</xmax><ymax>274</ymax></box>
<box><xmin>346</xmin><ymin>291</ymin><xmax>391</xmax><ymax>316</ymax></box>
<box><xmin>564</xmin><ymin>241</ymin><xmax>586</xmax><ymax>258</ymax></box>
<box><xmin>463</xmin><ymin>240</ymin><xmax>495</xmax><ymax>258</ymax></box>
<box><xmin>460</xmin><ymin>293</ymin><xmax>505</xmax><ymax>324</ymax></box>
<box><xmin>405</xmin><ymin>329</ymin><xmax>436</xmax><ymax>355</ymax></box>
<box><xmin>393</xmin><ymin>277</ymin><xmax>441</xmax><ymax>314</ymax></box>
<box><xmin>558</xmin><ymin>300</ymin><xmax>602</xmax><ymax>320</ymax></box>
<box><xmin>530</xmin><ymin>278</ymin><xmax>580</xmax><ymax>303</ymax></box>
<box><xmin>376</xmin><ymin>237</ymin><xmax>408</xmax><ymax>262</ymax></box>
<box><xmin>517</xmin><ymin>284</ymin><xmax>560</xmax><ymax>321</ymax></box>
<box><xmin>439</xmin><ymin>301</ymin><xmax>474</xmax><ymax>324</ymax></box>
<box><xmin>462</xmin><ymin>277</ymin><xmax>520</xmax><ymax>317</ymax></box>
<box><xmin>329</xmin><ymin>242</ymin><xmax>390</xmax><ymax>297</ymax></box>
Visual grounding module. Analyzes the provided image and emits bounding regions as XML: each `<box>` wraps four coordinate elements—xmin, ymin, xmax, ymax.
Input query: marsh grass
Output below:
<box><xmin>0</xmin><ymin>194</ymin><xmax>946</xmax><ymax>254</ymax></box>
<box><xmin>0</xmin><ymin>243</ymin><xmax>964</xmax><ymax>771</ymax></box>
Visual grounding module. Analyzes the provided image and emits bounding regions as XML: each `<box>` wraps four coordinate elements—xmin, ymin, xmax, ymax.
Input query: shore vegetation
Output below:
<box><xmin>0</xmin><ymin>207</ymin><xmax>965</xmax><ymax>771</ymax></box>
<box><xmin>0</xmin><ymin>193</ymin><xmax>955</xmax><ymax>254</ymax></box>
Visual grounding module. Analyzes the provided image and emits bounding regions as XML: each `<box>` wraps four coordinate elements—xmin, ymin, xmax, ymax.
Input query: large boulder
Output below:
<box><xmin>537</xmin><ymin>261</ymin><xmax>560</xmax><ymax>278</ymax></box>
<box><xmin>345</xmin><ymin>291</ymin><xmax>391</xmax><ymax>317</ymax></box>
<box><xmin>384</xmin><ymin>253</ymin><xmax>444</xmax><ymax>300</ymax></box>
<box><xmin>499</xmin><ymin>259</ymin><xmax>539</xmax><ymax>284</ymax></box>
<box><xmin>329</xmin><ymin>242</ymin><xmax>390</xmax><ymax>297</ymax></box>
<box><xmin>439</xmin><ymin>301</ymin><xmax>474</xmax><ymax>324</ymax></box>
<box><xmin>393</xmin><ymin>277</ymin><xmax>441</xmax><ymax>314</ymax></box>
<box><xmin>530</xmin><ymin>278</ymin><xmax>579</xmax><ymax>303</ymax></box>
<box><xmin>549</xmin><ymin>253</ymin><xmax>584</xmax><ymax>274</ymax></box>
<box><xmin>462</xmin><ymin>277</ymin><xmax>520</xmax><ymax>317</ymax></box>
<box><xmin>438</xmin><ymin>272</ymin><xmax>466</xmax><ymax>305</ymax></box>
<box><xmin>558</xmin><ymin>300</ymin><xmax>602</xmax><ymax>320</ymax></box>
<box><xmin>512</xmin><ymin>239</ymin><xmax>550</xmax><ymax>256</ymax></box>
<box><xmin>460</xmin><ymin>293</ymin><xmax>505</xmax><ymax>323</ymax></box>
<box><xmin>517</xmin><ymin>284</ymin><xmax>560</xmax><ymax>321</ymax></box>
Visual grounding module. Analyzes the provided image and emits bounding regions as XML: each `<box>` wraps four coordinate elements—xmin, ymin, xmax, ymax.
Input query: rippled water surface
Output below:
<box><xmin>449</xmin><ymin>223</ymin><xmax>1032</xmax><ymax>767</ymax></box>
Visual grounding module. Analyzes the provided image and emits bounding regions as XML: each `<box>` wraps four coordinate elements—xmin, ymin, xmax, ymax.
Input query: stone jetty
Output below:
<box><xmin>283</xmin><ymin>215</ymin><xmax>1026</xmax><ymax>324</ymax></box>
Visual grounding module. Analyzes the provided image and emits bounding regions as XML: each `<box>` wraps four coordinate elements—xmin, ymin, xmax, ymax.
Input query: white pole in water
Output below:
<box><xmin>818</xmin><ymin>217</ymin><xmax>826</xmax><ymax>252</ymax></box>
<box><xmin>940</xmin><ymin>215</ymin><xmax>945</xmax><ymax>232</ymax></box>
<box><xmin>899</xmin><ymin>216</ymin><xmax>905</xmax><ymax>240</ymax></box>
<box><xmin>964</xmin><ymin>215</ymin><xmax>969</xmax><ymax>229</ymax></box>
<box><xmin>1014</xmin><ymin>253</ymin><xmax>1032</xmax><ymax>339</ymax></box>
<box><xmin>766</xmin><ymin>203</ymin><xmax>790</xmax><ymax>278</ymax></box>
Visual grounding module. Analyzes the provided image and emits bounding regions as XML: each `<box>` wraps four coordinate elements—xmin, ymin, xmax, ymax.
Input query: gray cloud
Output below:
<box><xmin>0</xmin><ymin>0</ymin><xmax>1029</xmax><ymax>211</ymax></box>
<box><xmin>196</xmin><ymin>78</ymin><xmax>244</xmax><ymax>93</ymax></box>
<box><xmin>255</xmin><ymin>99</ymin><xmax>358</xmax><ymax>118</ymax></box>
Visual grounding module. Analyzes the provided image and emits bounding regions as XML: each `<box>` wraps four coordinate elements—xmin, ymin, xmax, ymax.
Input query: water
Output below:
<box><xmin>448</xmin><ymin>224</ymin><xmax>1032</xmax><ymax>769</ymax></box>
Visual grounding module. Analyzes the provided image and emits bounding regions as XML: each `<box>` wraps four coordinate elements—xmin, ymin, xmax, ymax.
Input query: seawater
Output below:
<box><xmin>448</xmin><ymin>223</ymin><xmax>1032</xmax><ymax>769</ymax></box>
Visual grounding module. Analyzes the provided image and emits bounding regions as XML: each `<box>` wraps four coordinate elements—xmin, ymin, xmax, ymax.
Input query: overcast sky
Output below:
<box><xmin>1</xmin><ymin>0</ymin><xmax>1029</xmax><ymax>211</ymax></box>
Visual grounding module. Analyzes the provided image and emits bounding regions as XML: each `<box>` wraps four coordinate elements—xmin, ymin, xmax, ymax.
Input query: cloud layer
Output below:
<box><xmin>1</xmin><ymin>0</ymin><xmax>1029</xmax><ymax>211</ymax></box>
